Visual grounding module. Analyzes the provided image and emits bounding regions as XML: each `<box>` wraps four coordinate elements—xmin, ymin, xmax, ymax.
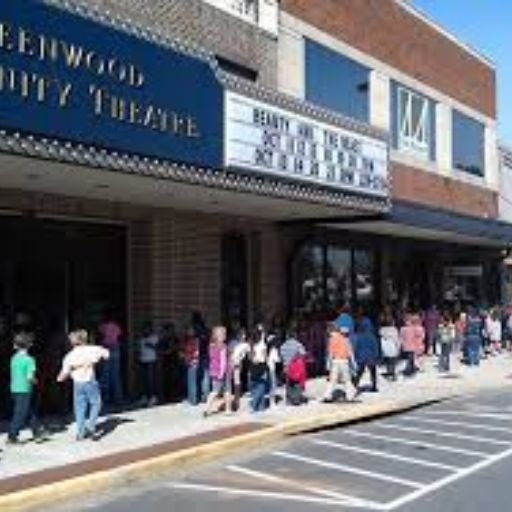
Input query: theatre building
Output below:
<box><xmin>0</xmin><ymin>0</ymin><xmax>510</xmax><ymax>404</ymax></box>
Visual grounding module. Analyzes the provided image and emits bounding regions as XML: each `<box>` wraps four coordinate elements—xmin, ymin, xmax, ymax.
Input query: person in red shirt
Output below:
<box><xmin>181</xmin><ymin>325</ymin><xmax>200</xmax><ymax>405</ymax></box>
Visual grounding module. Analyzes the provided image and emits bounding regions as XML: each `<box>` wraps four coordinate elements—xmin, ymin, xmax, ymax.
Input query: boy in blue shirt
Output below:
<box><xmin>8</xmin><ymin>333</ymin><xmax>44</xmax><ymax>444</ymax></box>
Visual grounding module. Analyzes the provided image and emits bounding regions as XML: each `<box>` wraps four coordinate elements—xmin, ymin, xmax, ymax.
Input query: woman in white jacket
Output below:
<box><xmin>379</xmin><ymin>314</ymin><xmax>401</xmax><ymax>380</ymax></box>
<box><xmin>486</xmin><ymin>308</ymin><xmax>502</xmax><ymax>355</ymax></box>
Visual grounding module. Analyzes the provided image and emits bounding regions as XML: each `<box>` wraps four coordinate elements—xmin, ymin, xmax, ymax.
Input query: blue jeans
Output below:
<box><xmin>198</xmin><ymin>362</ymin><xmax>210</xmax><ymax>403</ymax></box>
<box><xmin>187</xmin><ymin>365</ymin><xmax>199</xmax><ymax>405</ymax></box>
<box><xmin>8</xmin><ymin>392</ymin><xmax>39</xmax><ymax>441</ymax></box>
<box><xmin>466</xmin><ymin>338</ymin><xmax>481</xmax><ymax>366</ymax></box>
<box><xmin>101</xmin><ymin>347</ymin><xmax>123</xmax><ymax>405</ymax></box>
<box><xmin>250</xmin><ymin>376</ymin><xmax>267</xmax><ymax>412</ymax></box>
<box><xmin>438</xmin><ymin>343</ymin><xmax>452</xmax><ymax>372</ymax></box>
<box><xmin>141</xmin><ymin>362</ymin><xmax>156</xmax><ymax>399</ymax></box>
<box><xmin>74</xmin><ymin>380</ymin><xmax>102</xmax><ymax>439</ymax></box>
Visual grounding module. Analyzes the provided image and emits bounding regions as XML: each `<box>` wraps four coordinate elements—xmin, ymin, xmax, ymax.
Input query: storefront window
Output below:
<box><xmin>293</xmin><ymin>244</ymin><xmax>325</xmax><ymax>314</ymax></box>
<box><xmin>292</xmin><ymin>243</ymin><xmax>377</xmax><ymax>315</ymax></box>
<box><xmin>354</xmin><ymin>249</ymin><xmax>375</xmax><ymax>305</ymax></box>
<box><xmin>443</xmin><ymin>265</ymin><xmax>483</xmax><ymax>304</ymax></box>
<box><xmin>326</xmin><ymin>247</ymin><xmax>352</xmax><ymax>309</ymax></box>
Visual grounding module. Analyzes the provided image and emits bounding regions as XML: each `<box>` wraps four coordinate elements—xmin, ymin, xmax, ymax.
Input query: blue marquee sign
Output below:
<box><xmin>0</xmin><ymin>1</ymin><xmax>223</xmax><ymax>168</ymax></box>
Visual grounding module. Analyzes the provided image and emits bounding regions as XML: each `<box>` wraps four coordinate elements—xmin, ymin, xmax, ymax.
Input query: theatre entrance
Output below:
<box><xmin>0</xmin><ymin>215</ymin><xmax>126</xmax><ymax>415</ymax></box>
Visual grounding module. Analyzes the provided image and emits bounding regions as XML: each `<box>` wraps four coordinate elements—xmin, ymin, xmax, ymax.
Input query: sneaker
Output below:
<box><xmin>148</xmin><ymin>396</ymin><xmax>158</xmax><ymax>407</ymax></box>
<box><xmin>6</xmin><ymin>437</ymin><xmax>19</xmax><ymax>446</ymax></box>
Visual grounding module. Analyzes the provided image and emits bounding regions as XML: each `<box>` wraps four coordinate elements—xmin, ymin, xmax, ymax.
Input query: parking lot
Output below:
<box><xmin>167</xmin><ymin>393</ymin><xmax>512</xmax><ymax>511</ymax></box>
<box><xmin>64</xmin><ymin>390</ymin><xmax>512</xmax><ymax>512</ymax></box>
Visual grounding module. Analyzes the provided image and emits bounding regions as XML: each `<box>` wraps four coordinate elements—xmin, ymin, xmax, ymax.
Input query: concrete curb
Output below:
<box><xmin>1</xmin><ymin>383</ymin><xmax>510</xmax><ymax>511</ymax></box>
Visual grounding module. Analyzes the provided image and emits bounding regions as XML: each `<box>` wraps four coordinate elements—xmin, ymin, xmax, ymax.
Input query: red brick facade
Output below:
<box><xmin>392</xmin><ymin>163</ymin><xmax>498</xmax><ymax>218</ymax></box>
<box><xmin>282</xmin><ymin>0</ymin><xmax>496</xmax><ymax>118</ymax></box>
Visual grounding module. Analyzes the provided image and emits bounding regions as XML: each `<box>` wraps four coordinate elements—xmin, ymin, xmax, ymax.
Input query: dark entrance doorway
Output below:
<box><xmin>0</xmin><ymin>216</ymin><xmax>126</xmax><ymax>416</ymax></box>
<box><xmin>221</xmin><ymin>233</ymin><xmax>248</xmax><ymax>329</ymax></box>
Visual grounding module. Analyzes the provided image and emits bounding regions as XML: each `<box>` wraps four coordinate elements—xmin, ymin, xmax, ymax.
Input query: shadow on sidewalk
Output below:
<box><xmin>93</xmin><ymin>416</ymin><xmax>135</xmax><ymax>441</ymax></box>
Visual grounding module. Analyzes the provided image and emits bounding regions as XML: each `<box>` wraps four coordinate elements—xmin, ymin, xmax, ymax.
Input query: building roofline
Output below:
<box><xmin>395</xmin><ymin>0</ymin><xmax>496</xmax><ymax>69</ymax></box>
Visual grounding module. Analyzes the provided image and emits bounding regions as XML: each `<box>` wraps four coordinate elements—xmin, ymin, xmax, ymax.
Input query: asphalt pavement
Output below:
<box><xmin>53</xmin><ymin>388</ymin><xmax>512</xmax><ymax>512</ymax></box>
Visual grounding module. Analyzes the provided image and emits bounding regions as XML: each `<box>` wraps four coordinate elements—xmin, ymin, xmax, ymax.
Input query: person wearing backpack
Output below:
<box><xmin>437</xmin><ymin>312</ymin><xmax>456</xmax><ymax>373</ymax></box>
<box><xmin>285</xmin><ymin>353</ymin><xmax>307</xmax><ymax>406</ymax></box>
<box><xmin>322</xmin><ymin>323</ymin><xmax>356</xmax><ymax>402</ymax></box>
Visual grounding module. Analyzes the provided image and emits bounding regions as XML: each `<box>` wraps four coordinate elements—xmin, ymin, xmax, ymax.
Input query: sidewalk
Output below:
<box><xmin>1</xmin><ymin>355</ymin><xmax>512</xmax><ymax>509</ymax></box>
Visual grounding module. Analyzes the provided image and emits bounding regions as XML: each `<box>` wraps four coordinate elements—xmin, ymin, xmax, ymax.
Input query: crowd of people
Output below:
<box><xmin>4</xmin><ymin>302</ymin><xmax>512</xmax><ymax>444</ymax></box>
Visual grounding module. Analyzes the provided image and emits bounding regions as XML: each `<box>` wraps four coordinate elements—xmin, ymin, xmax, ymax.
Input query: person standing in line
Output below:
<box><xmin>437</xmin><ymin>312</ymin><xmax>456</xmax><ymax>373</ymax></box>
<box><xmin>379</xmin><ymin>314</ymin><xmax>401</xmax><ymax>381</ymax></box>
<box><xmin>424</xmin><ymin>305</ymin><xmax>440</xmax><ymax>355</ymax></box>
<box><xmin>249</xmin><ymin>324</ymin><xmax>269</xmax><ymax>413</ymax></box>
<box><xmin>204</xmin><ymin>326</ymin><xmax>228</xmax><ymax>417</ymax></box>
<box><xmin>454</xmin><ymin>310</ymin><xmax>467</xmax><ymax>360</ymax></box>
<box><xmin>504</xmin><ymin>305</ymin><xmax>512</xmax><ymax>351</ymax></box>
<box><xmin>226</xmin><ymin>327</ymin><xmax>250</xmax><ymax>412</ymax></box>
<box><xmin>400</xmin><ymin>314</ymin><xmax>418</xmax><ymax>377</ymax></box>
<box><xmin>0</xmin><ymin>315</ymin><xmax>12</xmax><ymax>421</ymax></box>
<box><xmin>192</xmin><ymin>311</ymin><xmax>210</xmax><ymax>403</ymax></box>
<box><xmin>353</xmin><ymin>316</ymin><xmax>379</xmax><ymax>393</ymax></box>
<box><xmin>266</xmin><ymin>333</ymin><xmax>281</xmax><ymax>409</ymax></box>
<box><xmin>57</xmin><ymin>330</ymin><xmax>109</xmax><ymax>441</ymax></box>
<box><xmin>280</xmin><ymin>325</ymin><xmax>307</xmax><ymax>403</ymax></box>
<box><xmin>98</xmin><ymin>313</ymin><xmax>123</xmax><ymax>407</ymax></box>
<box><xmin>182</xmin><ymin>324</ymin><xmax>201</xmax><ymax>406</ymax></box>
<box><xmin>157</xmin><ymin>322</ymin><xmax>179</xmax><ymax>402</ymax></box>
<box><xmin>280</xmin><ymin>324</ymin><xmax>306</xmax><ymax>369</ymax></box>
<box><xmin>322</xmin><ymin>324</ymin><xmax>356</xmax><ymax>402</ymax></box>
<box><xmin>285</xmin><ymin>351</ymin><xmax>308</xmax><ymax>406</ymax></box>
<box><xmin>412</xmin><ymin>313</ymin><xmax>426</xmax><ymax>372</ymax></box>
<box><xmin>465</xmin><ymin>307</ymin><xmax>483</xmax><ymax>367</ymax></box>
<box><xmin>137</xmin><ymin>322</ymin><xmax>159</xmax><ymax>407</ymax></box>
<box><xmin>7</xmin><ymin>333</ymin><xmax>46</xmax><ymax>445</ymax></box>
<box><xmin>486</xmin><ymin>307</ymin><xmax>502</xmax><ymax>355</ymax></box>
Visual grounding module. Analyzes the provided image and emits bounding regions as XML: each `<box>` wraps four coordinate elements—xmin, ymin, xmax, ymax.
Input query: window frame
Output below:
<box><xmin>397</xmin><ymin>85</ymin><xmax>432</xmax><ymax>159</ymax></box>
<box><xmin>452</xmin><ymin>110</ymin><xmax>486</xmax><ymax>178</ymax></box>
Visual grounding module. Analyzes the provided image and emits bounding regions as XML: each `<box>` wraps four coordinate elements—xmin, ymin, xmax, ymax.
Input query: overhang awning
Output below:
<box><xmin>317</xmin><ymin>200</ymin><xmax>512</xmax><ymax>248</ymax></box>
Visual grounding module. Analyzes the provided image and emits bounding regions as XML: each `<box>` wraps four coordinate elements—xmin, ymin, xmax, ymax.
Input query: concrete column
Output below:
<box><xmin>369</xmin><ymin>70</ymin><xmax>390</xmax><ymax>131</ymax></box>
<box><xmin>435</xmin><ymin>103</ymin><xmax>452</xmax><ymax>174</ymax></box>
<box><xmin>485</xmin><ymin>124</ymin><xmax>499</xmax><ymax>189</ymax></box>
<box><xmin>278</xmin><ymin>28</ymin><xmax>305</xmax><ymax>99</ymax></box>
<box><xmin>258</xmin><ymin>0</ymin><xmax>279</xmax><ymax>35</ymax></box>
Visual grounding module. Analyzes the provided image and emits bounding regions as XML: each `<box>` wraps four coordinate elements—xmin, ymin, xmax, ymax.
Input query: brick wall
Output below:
<box><xmin>63</xmin><ymin>0</ymin><xmax>278</xmax><ymax>87</ymax></box>
<box><xmin>148</xmin><ymin>211</ymin><xmax>286</xmax><ymax>329</ymax></box>
<box><xmin>392</xmin><ymin>163</ymin><xmax>499</xmax><ymax>218</ymax></box>
<box><xmin>281</xmin><ymin>0</ymin><xmax>496</xmax><ymax>118</ymax></box>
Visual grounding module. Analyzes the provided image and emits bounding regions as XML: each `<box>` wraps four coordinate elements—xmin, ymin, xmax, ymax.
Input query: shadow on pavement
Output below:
<box><xmin>93</xmin><ymin>416</ymin><xmax>135</xmax><ymax>441</ymax></box>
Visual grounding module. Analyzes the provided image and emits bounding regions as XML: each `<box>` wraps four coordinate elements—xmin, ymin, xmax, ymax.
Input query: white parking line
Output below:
<box><xmin>403</xmin><ymin>415</ymin><xmax>512</xmax><ymax>434</ymax></box>
<box><xmin>343</xmin><ymin>430</ymin><xmax>488</xmax><ymax>457</ymax></box>
<box><xmin>272</xmin><ymin>450</ymin><xmax>425</xmax><ymax>489</ymax></box>
<box><xmin>226</xmin><ymin>464</ymin><xmax>383</xmax><ymax>509</ymax></box>
<box><xmin>382</xmin><ymin>445</ymin><xmax>512</xmax><ymax>510</ymax></box>
<box><xmin>168</xmin><ymin>482</ymin><xmax>384</xmax><ymax>509</ymax></box>
<box><xmin>310</xmin><ymin>438</ymin><xmax>460</xmax><ymax>471</ymax></box>
<box><xmin>375</xmin><ymin>423</ymin><xmax>512</xmax><ymax>446</ymax></box>
<box><xmin>425</xmin><ymin>410</ymin><xmax>512</xmax><ymax>421</ymax></box>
